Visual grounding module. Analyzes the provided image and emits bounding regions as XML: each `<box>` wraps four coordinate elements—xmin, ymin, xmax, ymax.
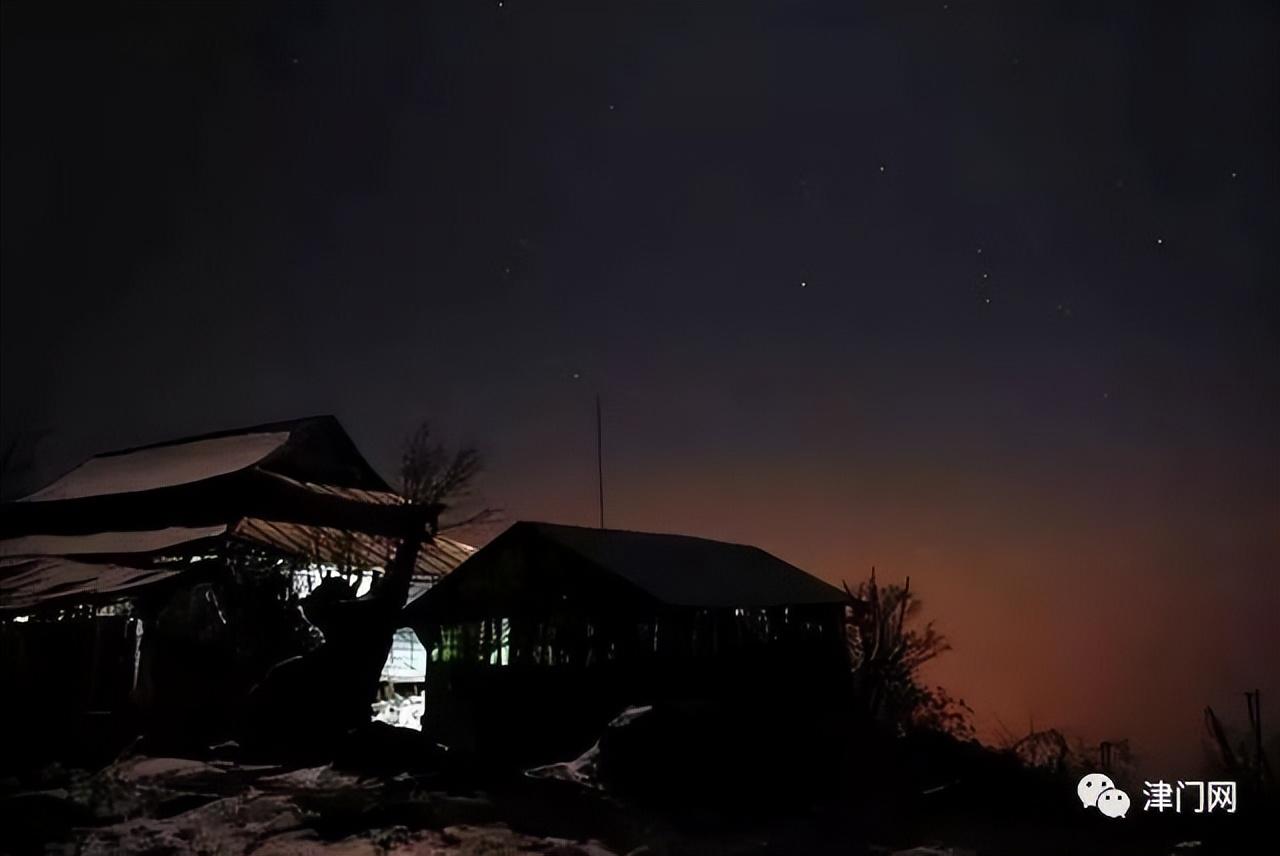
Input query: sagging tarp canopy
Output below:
<box><xmin>405</xmin><ymin>521</ymin><xmax>847</xmax><ymax>625</ymax></box>
<box><xmin>0</xmin><ymin>521</ymin><xmax>476</xmax><ymax>613</ymax></box>
<box><xmin>0</xmin><ymin>525</ymin><xmax>229</xmax><ymax>560</ymax></box>
<box><xmin>0</xmin><ymin>556</ymin><xmax>185</xmax><ymax>614</ymax></box>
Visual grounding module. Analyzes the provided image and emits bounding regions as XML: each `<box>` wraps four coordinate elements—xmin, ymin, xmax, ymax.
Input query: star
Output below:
<box><xmin>800</xmin><ymin>280</ymin><xmax>808</xmax><ymax>288</ymax></box>
<box><xmin>976</xmin><ymin>247</ymin><xmax>983</xmax><ymax>255</ymax></box>
<box><xmin>1230</xmin><ymin>171</ymin><xmax>1238</xmax><ymax>179</ymax></box>
<box><xmin>571</xmin><ymin>371</ymin><xmax>581</xmax><ymax>380</ymax></box>
<box><xmin>878</xmin><ymin>164</ymin><xmax>886</xmax><ymax>174</ymax></box>
<box><xmin>981</xmin><ymin>272</ymin><xmax>989</xmax><ymax>280</ymax></box>
<box><xmin>1156</xmin><ymin>237</ymin><xmax>1164</xmax><ymax>245</ymax></box>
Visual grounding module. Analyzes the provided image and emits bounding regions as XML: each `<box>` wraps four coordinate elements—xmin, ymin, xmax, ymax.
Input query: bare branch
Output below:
<box><xmin>399</xmin><ymin>422</ymin><xmax>483</xmax><ymax>508</ymax></box>
<box><xmin>439</xmin><ymin>506</ymin><xmax>503</xmax><ymax>532</ymax></box>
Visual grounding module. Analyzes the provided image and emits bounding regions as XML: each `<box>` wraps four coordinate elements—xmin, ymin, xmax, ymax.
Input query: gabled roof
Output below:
<box><xmin>2</xmin><ymin>416</ymin><xmax>422</xmax><ymax>540</ymax></box>
<box><xmin>19</xmin><ymin>415</ymin><xmax>391</xmax><ymax>503</ymax></box>
<box><xmin>410</xmin><ymin>521</ymin><xmax>846</xmax><ymax>617</ymax></box>
<box><xmin>526</xmin><ymin>523</ymin><xmax>845</xmax><ymax>608</ymax></box>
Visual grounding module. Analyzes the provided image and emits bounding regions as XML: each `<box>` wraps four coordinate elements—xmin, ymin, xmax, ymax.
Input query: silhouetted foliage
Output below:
<box><xmin>844</xmin><ymin>568</ymin><xmax>973</xmax><ymax>739</ymax></box>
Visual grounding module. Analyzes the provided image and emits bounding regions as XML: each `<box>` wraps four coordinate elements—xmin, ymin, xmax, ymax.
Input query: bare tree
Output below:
<box><xmin>398</xmin><ymin>422</ymin><xmax>497</xmax><ymax>530</ymax></box>
<box><xmin>244</xmin><ymin>422</ymin><xmax>491</xmax><ymax>755</ymax></box>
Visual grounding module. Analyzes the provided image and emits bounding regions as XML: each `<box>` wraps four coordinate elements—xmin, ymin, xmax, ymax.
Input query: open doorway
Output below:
<box><xmin>371</xmin><ymin>627</ymin><xmax>426</xmax><ymax>730</ymax></box>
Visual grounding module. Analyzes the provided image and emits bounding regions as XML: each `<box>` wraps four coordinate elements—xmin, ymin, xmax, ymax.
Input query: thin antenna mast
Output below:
<box><xmin>595</xmin><ymin>394</ymin><xmax>605</xmax><ymax>528</ymax></box>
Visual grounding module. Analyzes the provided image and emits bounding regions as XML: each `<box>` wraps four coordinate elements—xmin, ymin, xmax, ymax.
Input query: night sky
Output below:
<box><xmin>3</xmin><ymin>2</ymin><xmax>1277</xmax><ymax>771</ymax></box>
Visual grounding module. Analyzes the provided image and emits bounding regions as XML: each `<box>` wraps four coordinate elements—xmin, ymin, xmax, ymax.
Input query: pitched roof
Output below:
<box><xmin>415</xmin><ymin>521</ymin><xmax>846</xmax><ymax>613</ymax></box>
<box><xmin>528</xmin><ymin>523</ymin><xmax>845</xmax><ymax>607</ymax></box>
<box><xmin>19</xmin><ymin>415</ymin><xmax>391</xmax><ymax>503</ymax></box>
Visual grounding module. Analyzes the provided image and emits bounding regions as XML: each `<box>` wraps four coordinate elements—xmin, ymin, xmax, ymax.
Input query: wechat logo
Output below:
<box><xmin>1078</xmin><ymin>772</ymin><xmax>1130</xmax><ymax>819</ymax></box>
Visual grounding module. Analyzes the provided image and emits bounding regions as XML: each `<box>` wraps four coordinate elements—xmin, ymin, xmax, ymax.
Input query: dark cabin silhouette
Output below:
<box><xmin>404</xmin><ymin>521</ymin><xmax>851</xmax><ymax>762</ymax></box>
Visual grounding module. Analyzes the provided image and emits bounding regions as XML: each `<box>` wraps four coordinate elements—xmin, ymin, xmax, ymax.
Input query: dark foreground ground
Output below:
<box><xmin>1</xmin><ymin>703</ymin><xmax>1271</xmax><ymax>856</ymax></box>
<box><xmin>1</xmin><ymin>744</ymin><xmax>1267</xmax><ymax>856</ymax></box>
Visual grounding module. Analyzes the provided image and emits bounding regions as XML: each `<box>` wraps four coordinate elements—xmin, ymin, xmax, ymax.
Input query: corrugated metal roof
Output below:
<box><xmin>254</xmin><ymin>470</ymin><xmax>401</xmax><ymax>507</ymax></box>
<box><xmin>527</xmin><ymin>523</ymin><xmax>846</xmax><ymax>608</ymax></box>
<box><xmin>0</xmin><ymin>557</ymin><xmax>184</xmax><ymax>613</ymax></box>
<box><xmin>230</xmin><ymin>518</ymin><xmax>475</xmax><ymax>581</ymax></box>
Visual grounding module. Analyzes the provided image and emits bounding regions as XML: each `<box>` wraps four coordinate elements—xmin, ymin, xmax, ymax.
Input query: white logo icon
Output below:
<box><xmin>1077</xmin><ymin>772</ymin><xmax>1116</xmax><ymax>808</ymax></box>
<box><xmin>1096</xmin><ymin>787</ymin><xmax>1131</xmax><ymax>818</ymax></box>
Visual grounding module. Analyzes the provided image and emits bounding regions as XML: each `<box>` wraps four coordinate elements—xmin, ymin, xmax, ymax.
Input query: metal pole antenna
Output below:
<box><xmin>596</xmin><ymin>394</ymin><xmax>605</xmax><ymax>529</ymax></box>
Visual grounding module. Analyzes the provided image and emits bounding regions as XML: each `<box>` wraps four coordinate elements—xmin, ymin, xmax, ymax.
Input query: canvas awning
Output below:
<box><xmin>0</xmin><ymin>556</ymin><xmax>185</xmax><ymax>613</ymax></box>
<box><xmin>0</xmin><ymin>521</ymin><xmax>475</xmax><ymax>612</ymax></box>
<box><xmin>0</xmin><ymin>525</ymin><xmax>229</xmax><ymax>560</ymax></box>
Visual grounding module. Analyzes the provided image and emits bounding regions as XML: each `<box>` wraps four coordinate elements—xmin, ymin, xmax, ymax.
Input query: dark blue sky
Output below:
<box><xmin>3</xmin><ymin>1</ymin><xmax>1277</xmax><ymax>768</ymax></box>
